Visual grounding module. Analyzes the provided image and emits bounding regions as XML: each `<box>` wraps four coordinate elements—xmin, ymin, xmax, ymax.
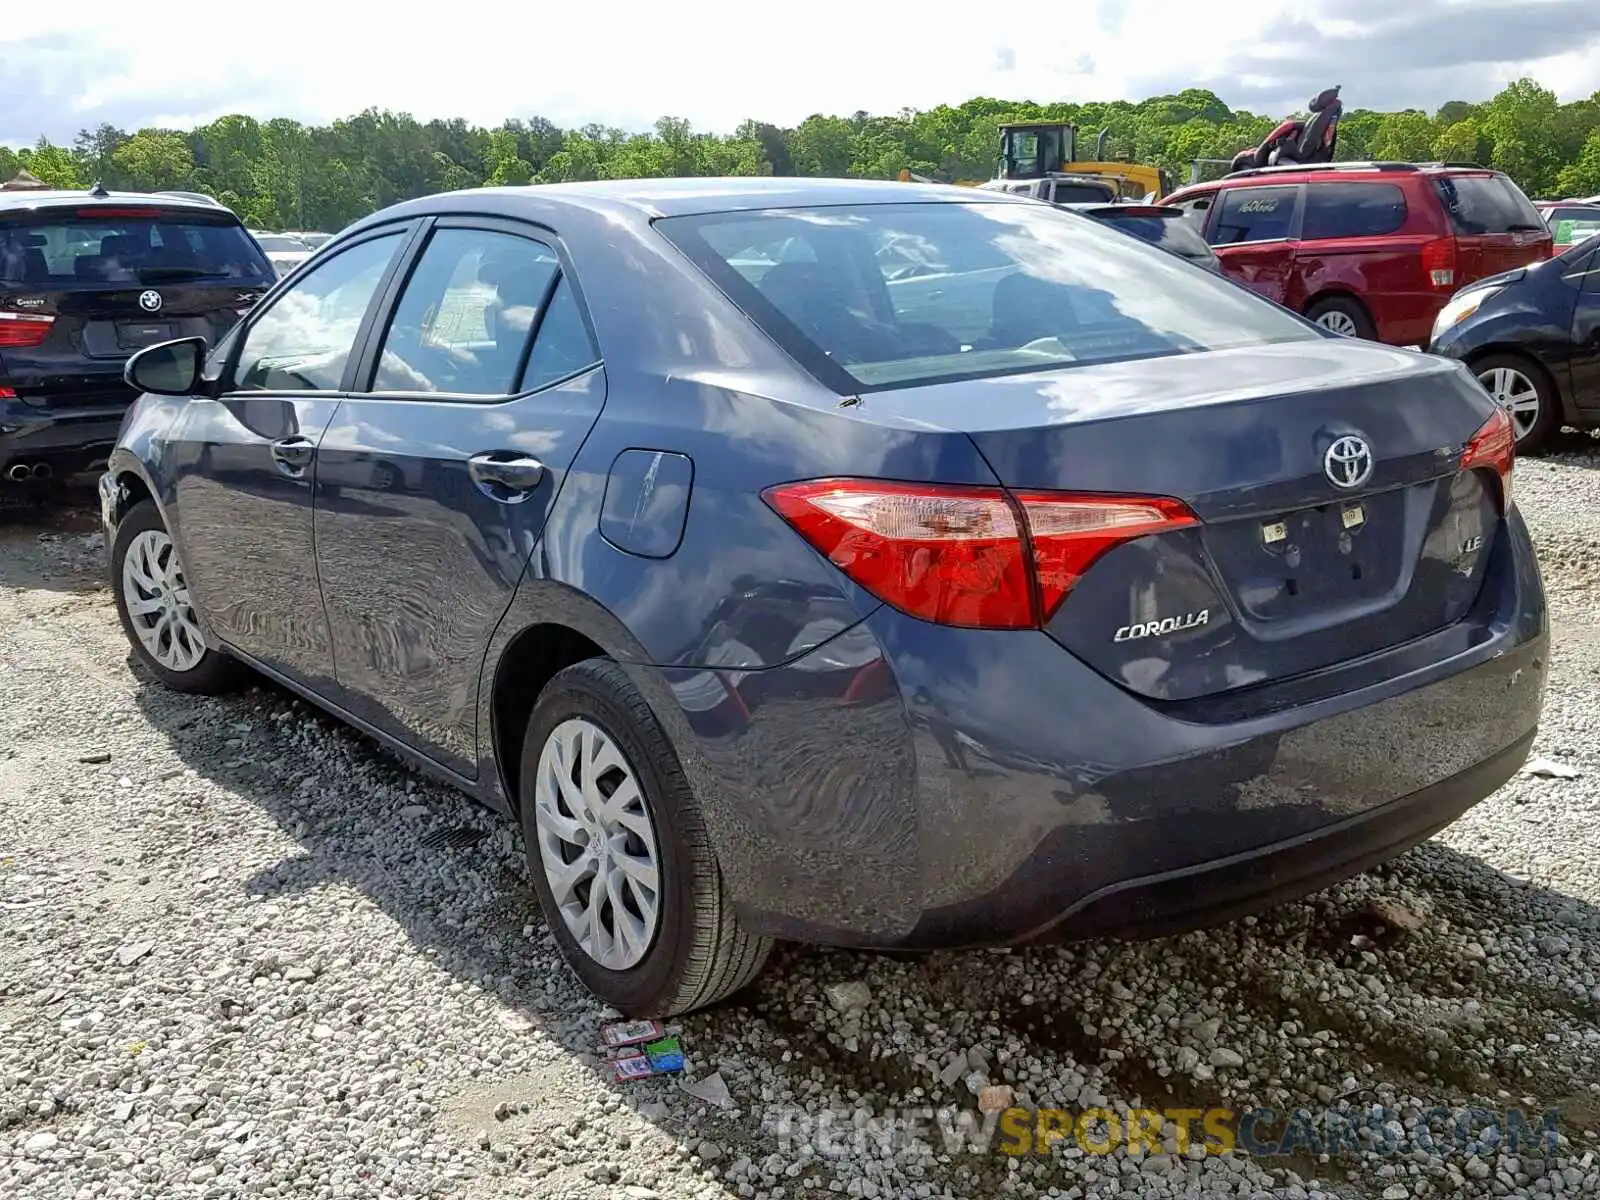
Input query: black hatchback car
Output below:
<box><xmin>1428</xmin><ymin>233</ymin><xmax>1600</xmax><ymax>452</ymax></box>
<box><xmin>0</xmin><ymin>186</ymin><xmax>273</xmax><ymax>481</ymax></box>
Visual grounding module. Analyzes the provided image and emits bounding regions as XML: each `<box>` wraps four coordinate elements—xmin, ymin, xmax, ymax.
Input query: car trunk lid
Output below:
<box><xmin>861</xmin><ymin>339</ymin><xmax>1505</xmax><ymax>701</ymax></box>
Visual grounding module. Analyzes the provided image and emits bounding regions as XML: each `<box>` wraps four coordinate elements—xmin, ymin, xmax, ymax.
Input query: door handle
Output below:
<box><xmin>270</xmin><ymin>435</ymin><xmax>316</xmax><ymax>473</ymax></box>
<box><xmin>468</xmin><ymin>451</ymin><xmax>546</xmax><ymax>495</ymax></box>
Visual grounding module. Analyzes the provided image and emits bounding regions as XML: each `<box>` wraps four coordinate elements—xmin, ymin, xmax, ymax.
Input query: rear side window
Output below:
<box><xmin>657</xmin><ymin>200</ymin><xmax>1316</xmax><ymax>394</ymax></box>
<box><xmin>1208</xmin><ymin>187</ymin><xmax>1299</xmax><ymax>244</ymax></box>
<box><xmin>1547</xmin><ymin>208</ymin><xmax>1600</xmax><ymax>248</ymax></box>
<box><xmin>1301</xmin><ymin>183</ymin><xmax>1408</xmax><ymax>239</ymax></box>
<box><xmin>1434</xmin><ymin>174</ymin><xmax>1545</xmax><ymax>234</ymax></box>
<box><xmin>0</xmin><ymin>210</ymin><xmax>273</xmax><ymax>286</ymax></box>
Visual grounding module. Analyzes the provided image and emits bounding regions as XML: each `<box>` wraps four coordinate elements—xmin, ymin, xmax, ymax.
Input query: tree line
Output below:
<box><xmin>4</xmin><ymin>79</ymin><xmax>1598</xmax><ymax>233</ymax></box>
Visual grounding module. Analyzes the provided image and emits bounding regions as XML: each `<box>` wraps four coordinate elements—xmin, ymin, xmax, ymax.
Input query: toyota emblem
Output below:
<box><xmin>137</xmin><ymin>290</ymin><xmax>163</xmax><ymax>313</ymax></box>
<box><xmin>1324</xmin><ymin>435</ymin><xmax>1374</xmax><ymax>490</ymax></box>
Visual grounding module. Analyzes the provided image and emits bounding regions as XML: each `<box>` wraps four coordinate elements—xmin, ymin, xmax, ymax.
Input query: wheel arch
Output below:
<box><xmin>477</xmin><ymin>580</ymin><xmax>709</xmax><ymax>821</ymax></box>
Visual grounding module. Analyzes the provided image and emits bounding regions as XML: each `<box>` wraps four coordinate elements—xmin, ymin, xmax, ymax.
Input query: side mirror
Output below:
<box><xmin>125</xmin><ymin>336</ymin><xmax>207</xmax><ymax>396</ymax></box>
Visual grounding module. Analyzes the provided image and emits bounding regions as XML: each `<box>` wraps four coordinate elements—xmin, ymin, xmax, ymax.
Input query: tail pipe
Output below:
<box><xmin>6</xmin><ymin>463</ymin><xmax>31</xmax><ymax>482</ymax></box>
<box><xmin>32</xmin><ymin>461</ymin><xmax>52</xmax><ymax>480</ymax></box>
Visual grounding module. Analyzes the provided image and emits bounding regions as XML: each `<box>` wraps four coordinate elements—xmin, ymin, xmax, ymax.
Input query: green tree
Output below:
<box><xmin>1556</xmin><ymin>130</ymin><xmax>1600</xmax><ymax>197</ymax></box>
<box><xmin>1431</xmin><ymin>120</ymin><xmax>1484</xmax><ymax>164</ymax></box>
<box><xmin>1370</xmin><ymin>111</ymin><xmax>1436</xmax><ymax>162</ymax></box>
<box><xmin>110</xmin><ymin>130</ymin><xmax>194</xmax><ymax>192</ymax></box>
<box><xmin>1480</xmin><ymin>78</ymin><xmax>1562</xmax><ymax>195</ymax></box>
<box><xmin>17</xmin><ymin>140</ymin><xmax>80</xmax><ymax>188</ymax></box>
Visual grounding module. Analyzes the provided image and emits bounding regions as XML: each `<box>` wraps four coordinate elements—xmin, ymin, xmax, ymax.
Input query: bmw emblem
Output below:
<box><xmin>1324</xmin><ymin>435</ymin><xmax>1374</xmax><ymax>490</ymax></box>
<box><xmin>138</xmin><ymin>290</ymin><xmax>163</xmax><ymax>313</ymax></box>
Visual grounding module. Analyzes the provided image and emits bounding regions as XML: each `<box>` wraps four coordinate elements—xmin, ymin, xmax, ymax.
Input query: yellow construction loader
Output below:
<box><xmin>899</xmin><ymin>123</ymin><xmax>1170</xmax><ymax>201</ymax></box>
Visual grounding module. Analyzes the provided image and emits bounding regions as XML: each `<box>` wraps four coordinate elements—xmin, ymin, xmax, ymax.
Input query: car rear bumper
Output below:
<box><xmin>0</xmin><ymin>397</ymin><xmax>132</xmax><ymax>475</ymax></box>
<box><xmin>662</xmin><ymin>508</ymin><xmax>1547</xmax><ymax>949</ymax></box>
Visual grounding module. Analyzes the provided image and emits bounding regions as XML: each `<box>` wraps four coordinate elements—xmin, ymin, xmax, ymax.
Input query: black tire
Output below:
<box><xmin>110</xmin><ymin>500</ymin><xmax>244</xmax><ymax>694</ymax></box>
<box><xmin>1305</xmin><ymin>294</ymin><xmax>1377</xmax><ymax>341</ymax></box>
<box><xmin>520</xmin><ymin>658</ymin><xmax>772</xmax><ymax>1016</ymax></box>
<box><xmin>1471</xmin><ymin>352</ymin><xmax>1561</xmax><ymax>454</ymax></box>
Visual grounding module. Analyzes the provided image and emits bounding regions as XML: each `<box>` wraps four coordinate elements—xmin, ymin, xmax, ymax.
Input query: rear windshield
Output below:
<box><xmin>255</xmin><ymin>234</ymin><xmax>309</xmax><ymax>252</ymax></box>
<box><xmin>1433</xmin><ymin>174</ymin><xmax>1545</xmax><ymax>235</ymax></box>
<box><xmin>1093</xmin><ymin>211</ymin><xmax>1216</xmax><ymax>260</ymax></box>
<box><xmin>0</xmin><ymin>210</ymin><xmax>274</xmax><ymax>286</ymax></box>
<box><xmin>1050</xmin><ymin>182</ymin><xmax>1118</xmax><ymax>204</ymax></box>
<box><xmin>657</xmin><ymin>201</ymin><xmax>1316</xmax><ymax>393</ymax></box>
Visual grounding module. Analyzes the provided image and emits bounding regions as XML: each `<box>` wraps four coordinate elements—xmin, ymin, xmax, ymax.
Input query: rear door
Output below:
<box><xmin>1296</xmin><ymin>180</ymin><xmax>1430</xmax><ymax>344</ymax></box>
<box><xmin>165</xmin><ymin>226</ymin><xmax>412</xmax><ymax>692</ymax></box>
<box><xmin>1434</xmin><ymin>173</ymin><xmax>1552</xmax><ymax>283</ymax></box>
<box><xmin>1204</xmin><ymin>184</ymin><xmax>1302</xmax><ymax>305</ymax></box>
<box><xmin>312</xmin><ymin>218</ymin><xmax>606</xmax><ymax>777</ymax></box>
<box><xmin>0</xmin><ymin>202</ymin><xmax>271</xmax><ymax>405</ymax></box>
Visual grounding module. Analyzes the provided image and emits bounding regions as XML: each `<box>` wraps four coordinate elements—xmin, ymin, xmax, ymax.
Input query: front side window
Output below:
<box><xmin>658</xmin><ymin>200</ymin><xmax>1317</xmax><ymax>393</ymax></box>
<box><xmin>1301</xmin><ymin>183</ymin><xmax>1409</xmax><ymax>240</ymax></box>
<box><xmin>373</xmin><ymin>228</ymin><xmax>560</xmax><ymax>395</ymax></box>
<box><xmin>1208</xmin><ymin>186</ymin><xmax>1299</xmax><ymax>245</ymax></box>
<box><xmin>231</xmin><ymin>232</ymin><xmax>402</xmax><ymax>392</ymax></box>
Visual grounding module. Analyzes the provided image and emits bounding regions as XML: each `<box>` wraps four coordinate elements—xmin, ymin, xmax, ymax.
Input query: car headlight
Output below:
<box><xmin>1431</xmin><ymin>287</ymin><xmax>1500</xmax><ymax>344</ymax></box>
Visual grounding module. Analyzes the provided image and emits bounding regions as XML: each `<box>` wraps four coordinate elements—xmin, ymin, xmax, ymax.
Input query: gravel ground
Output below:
<box><xmin>2</xmin><ymin>448</ymin><xmax>1600</xmax><ymax>1200</ymax></box>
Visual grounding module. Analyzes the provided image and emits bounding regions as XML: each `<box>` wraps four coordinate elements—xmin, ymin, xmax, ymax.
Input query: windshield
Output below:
<box><xmin>657</xmin><ymin>201</ymin><xmax>1314</xmax><ymax>392</ymax></box>
<box><xmin>0</xmin><ymin>212</ymin><xmax>274</xmax><ymax>285</ymax></box>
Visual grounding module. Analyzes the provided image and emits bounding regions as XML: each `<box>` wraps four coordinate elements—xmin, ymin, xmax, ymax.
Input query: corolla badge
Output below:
<box><xmin>1324</xmin><ymin>435</ymin><xmax>1374</xmax><ymax>490</ymax></box>
<box><xmin>137</xmin><ymin>290</ymin><xmax>163</xmax><ymax>313</ymax></box>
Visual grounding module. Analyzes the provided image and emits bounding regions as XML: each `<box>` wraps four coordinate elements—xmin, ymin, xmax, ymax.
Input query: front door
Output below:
<box><xmin>312</xmin><ymin>219</ymin><xmax>606</xmax><ymax>776</ymax></box>
<box><xmin>1572</xmin><ymin>248</ymin><xmax>1600</xmax><ymax>407</ymax></box>
<box><xmin>167</xmin><ymin>228</ymin><xmax>410</xmax><ymax>691</ymax></box>
<box><xmin>1206</xmin><ymin>184</ymin><xmax>1302</xmax><ymax>306</ymax></box>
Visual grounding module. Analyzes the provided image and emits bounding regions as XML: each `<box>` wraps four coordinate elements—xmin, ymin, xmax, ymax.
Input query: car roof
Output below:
<box><xmin>361</xmin><ymin>176</ymin><xmax>1028</xmax><ymax>226</ymax></box>
<box><xmin>1167</xmin><ymin>162</ymin><xmax>1506</xmax><ymax>200</ymax></box>
<box><xmin>0</xmin><ymin>189</ymin><xmax>236</xmax><ymax>217</ymax></box>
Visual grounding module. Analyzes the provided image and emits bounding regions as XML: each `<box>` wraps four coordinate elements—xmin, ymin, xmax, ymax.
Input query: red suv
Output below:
<box><xmin>1162</xmin><ymin>163</ymin><xmax>1552</xmax><ymax>346</ymax></box>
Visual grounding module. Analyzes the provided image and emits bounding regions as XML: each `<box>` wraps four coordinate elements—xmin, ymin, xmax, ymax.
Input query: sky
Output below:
<box><xmin>3</xmin><ymin>0</ymin><xmax>1600</xmax><ymax>147</ymax></box>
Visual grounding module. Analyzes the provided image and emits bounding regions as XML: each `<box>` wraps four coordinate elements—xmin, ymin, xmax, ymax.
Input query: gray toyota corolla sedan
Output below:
<box><xmin>98</xmin><ymin>178</ymin><xmax>1545</xmax><ymax>1016</ymax></box>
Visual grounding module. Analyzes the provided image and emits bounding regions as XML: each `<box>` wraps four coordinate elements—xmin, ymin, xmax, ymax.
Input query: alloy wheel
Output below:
<box><xmin>121</xmin><ymin>529</ymin><xmax>207</xmax><ymax>673</ymax></box>
<box><xmin>1478</xmin><ymin>365</ymin><xmax>1541</xmax><ymax>442</ymax></box>
<box><xmin>532</xmin><ymin>717</ymin><xmax>662</xmax><ymax>971</ymax></box>
<box><xmin>1315</xmin><ymin>310</ymin><xmax>1359</xmax><ymax>337</ymax></box>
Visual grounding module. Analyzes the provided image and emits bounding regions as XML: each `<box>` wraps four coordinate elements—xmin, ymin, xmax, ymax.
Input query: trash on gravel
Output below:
<box><xmin>643</xmin><ymin>1034</ymin><xmax>684</xmax><ymax>1072</ymax></box>
<box><xmin>1522</xmin><ymin>756</ymin><xmax>1581</xmax><ymax>779</ymax></box>
<box><xmin>679</xmin><ymin>1070</ymin><xmax>733</xmax><ymax>1107</ymax></box>
<box><xmin>825</xmin><ymin>979</ymin><xmax>872</xmax><ymax>1013</ymax></box>
<box><xmin>977</xmin><ymin>1083</ymin><xmax>1013</xmax><ymax>1112</ymax></box>
<box><xmin>1364</xmin><ymin>898</ymin><xmax>1426</xmax><ymax>933</ymax></box>
<box><xmin>601</xmin><ymin>1018</ymin><xmax>665</xmax><ymax>1047</ymax></box>
<box><xmin>77</xmin><ymin>751</ymin><xmax>111</xmax><ymax>764</ymax></box>
<box><xmin>612</xmin><ymin>1052</ymin><xmax>659</xmax><ymax>1082</ymax></box>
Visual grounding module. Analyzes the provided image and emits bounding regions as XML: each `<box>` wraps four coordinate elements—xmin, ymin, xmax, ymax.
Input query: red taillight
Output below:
<box><xmin>0</xmin><ymin>311</ymin><xmax>54</xmax><ymax>349</ymax></box>
<box><xmin>1016</xmin><ymin>492</ymin><xmax>1199</xmax><ymax>619</ymax></box>
<box><xmin>1461</xmin><ymin>406</ymin><xmax>1514</xmax><ymax>507</ymax></box>
<box><xmin>1421</xmin><ymin>237</ymin><xmax>1457</xmax><ymax>289</ymax></box>
<box><xmin>763</xmin><ymin>479</ymin><xmax>1198</xmax><ymax>629</ymax></box>
<box><xmin>0</xmin><ymin>386</ymin><xmax>15</xmax><ymax>399</ymax></box>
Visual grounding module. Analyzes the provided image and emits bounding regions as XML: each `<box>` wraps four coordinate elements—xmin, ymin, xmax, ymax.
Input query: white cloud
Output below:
<box><xmin>3</xmin><ymin>0</ymin><xmax>1598</xmax><ymax>145</ymax></box>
